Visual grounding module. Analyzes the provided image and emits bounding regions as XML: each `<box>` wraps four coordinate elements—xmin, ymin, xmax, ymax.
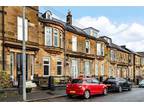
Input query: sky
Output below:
<box><xmin>40</xmin><ymin>6</ymin><xmax>144</xmax><ymax>52</ymax></box>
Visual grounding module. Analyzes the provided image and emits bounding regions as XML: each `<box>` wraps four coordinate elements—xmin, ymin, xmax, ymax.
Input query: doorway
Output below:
<box><xmin>16</xmin><ymin>53</ymin><xmax>29</xmax><ymax>81</ymax></box>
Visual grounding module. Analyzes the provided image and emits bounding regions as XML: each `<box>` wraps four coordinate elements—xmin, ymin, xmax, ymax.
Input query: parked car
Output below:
<box><xmin>66</xmin><ymin>78</ymin><xmax>107</xmax><ymax>99</ymax></box>
<box><xmin>103</xmin><ymin>77</ymin><xmax>132</xmax><ymax>92</ymax></box>
<box><xmin>139</xmin><ymin>80</ymin><xmax>144</xmax><ymax>88</ymax></box>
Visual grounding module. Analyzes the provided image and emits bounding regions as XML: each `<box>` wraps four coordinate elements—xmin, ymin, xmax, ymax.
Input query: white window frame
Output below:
<box><xmin>95</xmin><ymin>63</ymin><xmax>98</xmax><ymax>76</ymax></box>
<box><xmin>102</xmin><ymin>44</ymin><xmax>105</xmax><ymax>56</ymax></box>
<box><xmin>43</xmin><ymin>57</ymin><xmax>50</xmax><ymax>76</ymax></box>
<box><xmin>53</xmin><ymin>28</ymin><xmax>59</xmax><ymax>47</ymax></box>
<box><xmin>17</xmin><ymin>16</ymin><xmax>28</xmax><ymax>41</ymax></box>
<box><xmin>86</xmin><ymin>40</ymin><xmax>90</xmax><ymax>53</ymax></box>
<box><xmin>109</xmin><ymin>66</ymin><xmax>112</xmax><ymax>77</ymax></box>
<box><xmin>111</xmin><ymin>50</ymin><xmax>115</xmax><ymax>61</ymax></box>
<box><xmin>31</xmin><ymin>55</ymin><xmax>35</xmax><ymax>80</ymax></box>
<box><xmin>72</xmin><ymin>35</ymin><xmax>77</xmax><ymax>52</ymax></box>
<box><xmin>60</xmin><ymin>31</ymin><xmax>63</xmax><ymax>48</ymax></box>
<box><xmin>45</xmin><ymin>26</ymin><xmax>52</xmax><ymax>46</ymax></box>
<box><xmin>101</xmin><ymin>64</ymin><xmax>104</xmax><ymax>76</ymax></box>
<box><xmin>97</xmin><ymin>43</ymin><xmax>101</xmax><ymax>56</ymax></box>
<box><xmin>84</xmin><ymin>61</ymin><xmax>90</xmax><ymax>76</ymax></box>
<box><xmin>57</xmin><ymin>59</ymin><xmax>63</xmax><ymax>76</ymax></box>
<box><xmin>10</xmin><ymin>52</ymin><xmax>14</xmax><ymax>81</ymax></box>
<box><xmin>97</xmin><ymin>43</ymin><xmax>104</xmax><ymax>56</ymax></box>
<box><xmin>71</xmin><ymin>59</ymin><xmax>78</xmax><ymax>78</ymax></box>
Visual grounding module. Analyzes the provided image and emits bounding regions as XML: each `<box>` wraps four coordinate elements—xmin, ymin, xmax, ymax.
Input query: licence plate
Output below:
<box><xmin>106</xmin><ymin>84</ymin><xmax>111</xmax><ymax>87</ymax></box>
<box><xmin>70</xmin><ymin>91</ymin><xmax>76</xmax><ymax>93</ymax></box>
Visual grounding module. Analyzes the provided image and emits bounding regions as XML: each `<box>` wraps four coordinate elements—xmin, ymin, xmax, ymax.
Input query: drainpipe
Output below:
<box><xmin>63</xmin><ymin>30</ymin><xmax>66</xmax><ymax>80</ymax></box>
<box><xmin>133</xmin><ymin>54</ymin><xmax>136</xmax><ymax>84</ymax></box>
<box><xmin>2</xmin><ymin>6</ymin><xmax>5</xmax><ymax>71</ymax></box>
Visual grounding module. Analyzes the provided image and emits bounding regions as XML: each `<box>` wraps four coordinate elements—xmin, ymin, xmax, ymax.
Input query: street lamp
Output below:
<box><xmin>22</xmin><ymin>6</ymin><xmax>26</xmax><ymax>101</ymax></box>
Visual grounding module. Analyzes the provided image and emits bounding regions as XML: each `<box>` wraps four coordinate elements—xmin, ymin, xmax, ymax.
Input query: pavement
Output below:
<box><xmin>0</xmin><ymin>85</ymin><xmax>139</xmax><ymax>102</ymax></box>
<box><xmin>0</xmin><ymin>87</ymin><xmax>66</xmax><ymax>102</ymax></box>
<box><xmin>41</xmin><ymin>88</ymin><xmax>144</xmax><ymax>102</ymax></box>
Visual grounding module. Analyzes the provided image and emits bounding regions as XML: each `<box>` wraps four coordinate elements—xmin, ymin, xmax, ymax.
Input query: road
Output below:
<box><xmin>41</xmin><ymin>88</ymin><xmax>144</xmax><ymax>102</ymax></box>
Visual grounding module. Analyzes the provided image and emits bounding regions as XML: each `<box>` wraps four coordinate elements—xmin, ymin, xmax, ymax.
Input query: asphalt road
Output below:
<box><xmin>41</xmin><ymin>88</ymin><xmax>144</xmax><ymax>102</ymax></box>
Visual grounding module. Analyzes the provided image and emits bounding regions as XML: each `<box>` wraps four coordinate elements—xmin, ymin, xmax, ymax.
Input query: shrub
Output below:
<box><xmin>0</xmin><ymin>71</ymin><xmax>12</xmax><ymax>89</ymax></box>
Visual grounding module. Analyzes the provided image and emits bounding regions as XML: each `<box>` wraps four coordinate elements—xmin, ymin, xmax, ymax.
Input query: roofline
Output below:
<box><xmin>83</xmin><ymin>27</ymin><xmax>100</xmax><ymax>32</ymax></box>
<box><xmin>38</xmin><ymin>17</ymin><xmax>65</xmax><ymax>29</ymax></box>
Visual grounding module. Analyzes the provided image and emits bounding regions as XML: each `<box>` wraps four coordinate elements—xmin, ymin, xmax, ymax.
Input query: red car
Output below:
<box><xmin>66</xmin><ymin>78</ymin><xmax>108</xmax><ymax>99</ymax></box>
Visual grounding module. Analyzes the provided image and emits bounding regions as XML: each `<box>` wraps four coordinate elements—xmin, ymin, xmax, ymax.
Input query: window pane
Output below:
<box><xmin>101</xmin><ymin>64</ymin><xmax>104</xmax><ymax>75</ymax></box>
<box><xmin>17</xmin><ymin>17</ymin><xmax>28</xmax><ymax>41</ymax></box>
<box><xmin>84</xmin><ymin>61</ymin><xmax>90</xmax><ymax>76</ymax></box>
<box><xmin>97</xmin><ymin>43</ymin><xmax>101</xmax><ymax>55</ymax></box>
<box><xmin>45</xmin><ymin>27</ymin><xmax>52</xmax><ymax>46</ymax></box>
<box><xmin>54</xmin><ymin>28</ymin><xmax>59</xmax><ymax>47</ymax></box>
<box><xmin>44</xmin><ymin>61</ymin><xmax>49</xmax><ymax>64</ymax></box>
<box><xmin>72</xmin><ymin>36</ymin><xmax>77</xmax><ymax>51</ymax></box>
<box><xmin>10</xmin><ymin>52</ymin><xmax>14</xmax><ymax>80</ymax></box>
<box><xmin>57</xmin><ymin>61</ymin><xmax>62</xmax><ymax>65</ymax></box>
<box><xmin>44</xmin><ymin>65</ymin><xmax>49</xmax><ymax>75</ymax></box>
<box><xmin>95</xmin><ymin>63</ymin><xmax>98</xmax><ymax>76</ymax></box>
<box><xmin>60</xmin><ymin>32</ymin><xmax>63</xmax><ymax>48</ymax></box>
<box><xmin>57</xmin><ymin>66</ymin><xmax>62</xmax><ymax>75</ymax></box>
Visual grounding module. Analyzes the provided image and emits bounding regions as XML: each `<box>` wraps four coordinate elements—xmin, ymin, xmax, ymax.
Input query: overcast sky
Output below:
<box><xmin>40</xmin><ymin>6</ymin><xmax>144</xmax><ymax>52</ymax></box>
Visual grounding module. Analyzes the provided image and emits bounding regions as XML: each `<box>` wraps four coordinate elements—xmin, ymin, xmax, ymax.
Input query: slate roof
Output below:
<box><xmin>109</xmin><ymin>43</ymin><xmax>130</xmax><ymax>53</ymax></box>
<box><xmin>39</xmin><ymin>16</ymin><xmax>108</xmax><ymax>43</ymax></box>
<box><xmin>137</xmin><ymin>52</ymin><xmax>144</xmax><ymax>57</ymax></box>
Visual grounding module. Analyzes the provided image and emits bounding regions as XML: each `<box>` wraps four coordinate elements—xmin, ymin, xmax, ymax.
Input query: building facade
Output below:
<box><xmin>0</xmin><ymin>6</ymin><xmax>39</xmax><ymax>86</ymax></box>
<box><xmin>0</xmin><ymin>6</ymin><xmax>144</xmax><ymax>87</ymax></box>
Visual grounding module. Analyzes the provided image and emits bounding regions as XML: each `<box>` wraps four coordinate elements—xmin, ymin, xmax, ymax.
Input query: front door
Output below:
<box><xmin>16</xmin><ymin>53</ymin><xmax>29</xmax><ymax>81</ymax></box>
<box><xmin>71</xmin><ymin>59</ymin><xmax>78</xmax><ymax>78</ymax></box>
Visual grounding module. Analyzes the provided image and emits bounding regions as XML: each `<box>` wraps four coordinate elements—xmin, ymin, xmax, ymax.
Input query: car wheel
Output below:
<box><xmin>67</xmin><ymin>94</ymin><xmax>72</xmax><ymax>98</ymax></box>
<box><xmin>118</xmin><ymin>86</ymin><xmax>122</xmax><ymax>92</ymax></box>
<box><xmin>103</xmin><ymin>88</ymin><xmax>108</xmax><ymax>95</ymax></box>
<box><xmin>128</xmin><ymin>85</ymin><xmax>132</xmax><ymax>91</ymax></box>
<box><xmin>84</xmin><ymin>90</ymin><xmax>90</xmax><ymax>99</ymax></box>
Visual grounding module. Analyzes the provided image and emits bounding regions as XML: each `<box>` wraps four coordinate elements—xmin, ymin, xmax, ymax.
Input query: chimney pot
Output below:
<box><xmin>66</xmin><ymin>10</ymin><xmax>72</xmax><ymax>25</ymax></box>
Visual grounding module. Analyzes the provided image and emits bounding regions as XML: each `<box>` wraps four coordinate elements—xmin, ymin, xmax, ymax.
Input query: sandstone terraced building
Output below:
<box><xmin>0</xmin><ymin>6</ymin><xmax>144</xmax><ymax>86</ymax></box>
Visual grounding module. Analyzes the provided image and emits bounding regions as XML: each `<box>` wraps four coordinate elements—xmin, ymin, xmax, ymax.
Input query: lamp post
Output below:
<box><xmin>22</xmin><ymin>6</ymin><xmax>26</xmax><ymax>101</ymax></box>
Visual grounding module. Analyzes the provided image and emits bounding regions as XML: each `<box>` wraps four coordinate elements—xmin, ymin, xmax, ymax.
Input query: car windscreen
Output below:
<box><xmin>140</xmin><ymin>80</ymin><xmax>144</xmax><ymax>84</ymax></box>
<box><xmin>71</xmin><ymin>79</ymin><xmax>83</xmax><ymax>84</ymax></box>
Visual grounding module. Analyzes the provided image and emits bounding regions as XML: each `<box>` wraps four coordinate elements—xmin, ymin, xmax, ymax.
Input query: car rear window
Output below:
<box><xmin>106</xmin><ymin>78</ymin><xmax>117</xmax><ymax>82</ymax></box>
<box><xmin>71</xmin><ymin>79</ymin><xmax>83</xmax><ymax>84</ymax></box>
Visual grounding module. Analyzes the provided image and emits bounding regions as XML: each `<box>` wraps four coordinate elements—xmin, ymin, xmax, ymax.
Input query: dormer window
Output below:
<box><xmin>101</xmin><ymin>36</ymin><xmax>112</xmax><ymax>44</ymax></box>
<box><xmin>43</xmin><ymin>10</ymin><xmax>52</xmax><ymax>20</ymax></box>
<box><xmin>83</xmin><ymin>27</ymin><xmax>99</xmax><ymax>38</ymax></box>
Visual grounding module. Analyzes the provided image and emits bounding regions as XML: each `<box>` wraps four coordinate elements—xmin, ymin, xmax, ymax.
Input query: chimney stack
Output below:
<box><xmin>66</xmin><ymin>10</ymin><xmax>72</xmax><ymax>25</ymax></box>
